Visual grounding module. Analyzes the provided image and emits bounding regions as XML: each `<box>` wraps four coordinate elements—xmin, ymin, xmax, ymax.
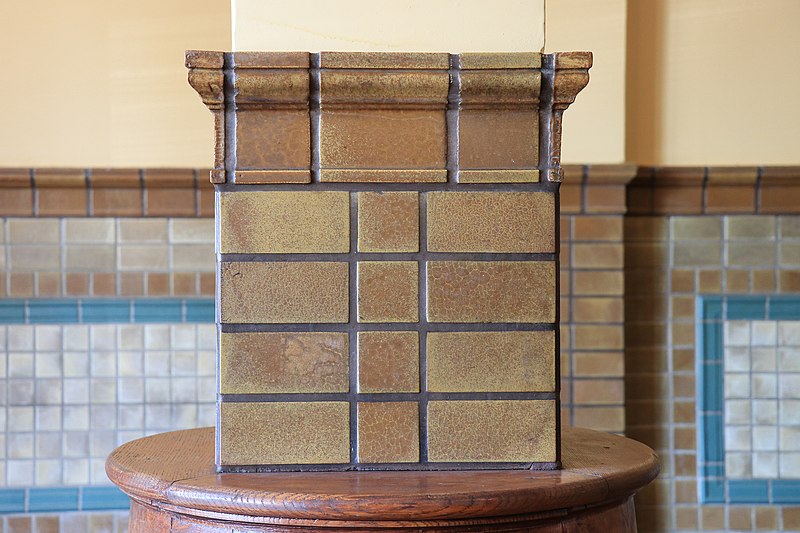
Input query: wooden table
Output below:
<box><xmin>107</xmin><ymin>427</ymin><xmax>658</xmax><ymax>532</ymax></box>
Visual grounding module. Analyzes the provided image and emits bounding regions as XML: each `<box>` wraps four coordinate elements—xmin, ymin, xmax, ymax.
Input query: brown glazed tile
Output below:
<box><xmin>427</xmin><ymin>331</ymin><xmax>555</xmax><ymax>392</ymax></box>
<box><xmin>219</xmin><ymin>191</ymin><xmax>349</xmax><ymax>253</ymax></box>
<box><xmin>559</xmin><ymin>183</ymin><xmax>582</xmax><ymax>214</ymax></box>
<box><xmin>572</xmin><ymin>216</ymin><xmax>623</xmax><ymax>242</ymax></box>
<box><xmin>457</xmin><ymin>170</ymin><xmax>539</xmax><ymax>183</ymax></box>
<box><xmin>458</xmin><ymin>110</ymin><xmax>538</xmax><ymax>170</ymax></box>
<box><xmin>572</xmin><ymin>270</ymin><xmax>624</xmax><ymax>296</ymax></box>
<box><xmin>357</xmin><ymin>192</ymin><xmax>419</xmax><ymax>252</ymax></box>
<box><xmin>357</xmin><ymin>402</ymin><xmax>419</xmax><ymax>463</ymax></box>
<box><xmin>319</xmin><ymin>51</ymin><xmax>449</xmax><ymax>69</ymax></box>
<box><xmin>236</xmin><ymin>110</ymin><xmax>310</xmax><ymax>170</ymax></box>
<box><xmin>172</xmin><ymin>272</ymin><xmax>197</xmax><ymax>295</ymax></box>
<box><xmin>427</xmin><ymin>192</ymin><xmax>554</xmax><ymax>253</ymax></box>
<box><xmin>460</xmin><ymin>52</ymin><xmax>542</xmax><ymax>69</ymax></box>
<box><xmin>572</xmin><ymin>243</ymin><xmax>623</xmax><ymax>269</ymax></box>
<box><xmin>320</xmin><ymin>169</ymin><xmax>447</xmax><ymax>183</ymax></box>
<box><xmin>91</xmin><ymin>169</ymin><xmax>142</xmax><ymax>216</ymax></box>
<box><xmin>321</xmin><ymin>70</ymin><xmax>449</xmax><ymax>103</ymax></box>
<box><xmin>234</xmin><ymin>170</ymin><xmax>311</xmax><ymax>184</ymax></box>
<box><xmin>572</xmin><ymin>297</ymin><xmax>623</xmax><ymax>323</ymax></box>
<box><xmin>120</xmin><ymin>272</ymin><xmax>144</xmax><ymax>296</ymax></box>
<box><xmin>220</xmin><ymin>402</ymin><xmax>350</xmax><ymax>465</ymax></box>
<box><xmin>584</xmin><ymin>185</ymin><xmax>626</xmax><ymax>214</ymax></box>
<box><xmin>147</xmin><ymin>273</ymin><xmax>170</xmax><ymax>296</ymax></box>
<box><xmin>35</xmin><ymin>515</ymin><xmax>60</xmax><ymax>533</ymax></box>
<box><xmin>220</xmin><ymin>332</ymin><xmax>349</xmax><ymax>394</ymax></box>
<box><xmin>780</xmin><ymin>270</ymin><xmax>800</xmax><ymax>291</ymax></box>
<box><xmin>671</xmin><ymin>269</ymin><xmax>695</xmax><ymax>293</ymax></box>
<box><xmin>233</xmin><ymin>51</ymin><xmax>310</xmax><ymax>68</ymax></box>
<box><xmin>199</xmin><ymin>272</ymin><xmax>215</xmax><ymax>295</ymax></box>
<box><xmin>0</xmin><ymin>169</ymin><xmax>33</xmax><ymax>216</ymax></box>
<box><xmin>573</xmin><ymin>407</ymin><xmax>624</xmax><ymax>432</ymax></box>
<box><xmin>357</xmin><ymin>261</ymin><xmax>418</xmax><ymax>323</ymax></box>
<box><xmin>760</xmin><ymin>184</ymin><xmax>800</xmax><ymax>213</ymax></box>
<box><xmin>652</xmin><ymin>184</ymin><xmax>703</xmax><ymax>215</ymax></box>
<box><xmin>705</xmin><ymin>185</ymin><xmax>755</xmax><ymax>213</ymax></box>
<box><xmin>144</xmin><ymin>169</ymin><xmax>196</xmax><ymax>217</ymax></box>
<box><xmin>6</xmin><ymin>516</ymin><xmax>32</xmax><ymax>533</ymax></box>
<box><xmin>754</xmin><ymin>507</ymin><xmax>778</xmax><ymax>530</ymax></box>
<box><xmin>783</xmin><ymin>508</ymin><xmax>800</xmax><ymax>530</ymax></box>
<box><xmin>752</xmin><ymin>269</ymin><xmax>776</xmax><ymax>292</ymax></box>
<box><xmin>573</xmin><ymin>352</ymin><xmax>624</xmax><ymax>377</ymax></box>
<box><xmin>357</xmin><ymin>331</ymin><xmax>419</xmax><ymax>393</ymax></box>
<box><xmin>427</xmin><ymin>261</ymin><xmax>555</xmax><ymax>323</ymax></box>
<box><xmin>198</xmin><ymin>175</ymin><xmax>214</xmax><ymax>217</ymax></box>
<box><xmin>35</xmin><ymin>169</ymin><xmax>87</xmax><ymax>216</ymax></box>
<box><xmin>65</xmin><ymin>273</ymin><xmax>89</xmax><ymax>296</ymax></box>
<box><xmin>725</xmin><ymin>269</ymin><xmax>749</xmax><ymax>292</ymax></box>
<box><xmin>698</xmin><ymin>270</ymin><xmax>723</xmax><ymax>293</ymax></box>
<box><xmin>220</xmin><ymin>261</ymin><xmax>349</xmax><ymax>324</ymax></box>
<box><xmin>427</xmin><ymin>400</ymin><xmax>555</xmax><ymax>462</ymax></box>
<box><xmin>9</xmin><ymin>273</ymin><xmax>34</xmax><ymax>297</ymax></box>
<box><xmin>92</xmin><ymin>273</ymin><xmax>116</xmax><ymax>296</ymax></box>
<box><xmin>573</xmin><ymin>325</ymin><xmax>623</xmax><ymax>351</ymax></box>
<box><xmin>319</xmin><ymin>110</ymin><xmax>446</xmax><ymax>170</ymax></box>
<box><xmin>573</xmin><ymin>379</ymin><xmax>624</xmax><ymax>404</ymax></box>
<box><xmin>37</xmin><ymin>272</ymin><xmax>61</xmax><ymax>297</ymax></box>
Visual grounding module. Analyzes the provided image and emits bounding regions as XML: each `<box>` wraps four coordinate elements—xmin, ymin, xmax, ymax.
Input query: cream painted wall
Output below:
<box><xmin>627</xmin><ymin>0</ymin><xmax>800</xmax><ymax>166</ymax></box>
<box><xmin>233</xmin><ymin>0</ymin><xmax>544</xmax><ymax>52</ymax></box>
<box><xmin>0</xmin><ymin>0</ymin><xmax>230</xmax><ymax>168</ymax></box>
<box><xmin>546</xmin><ymin>0</ymin><xmax>627</xmax><ymax>164</ymax></box>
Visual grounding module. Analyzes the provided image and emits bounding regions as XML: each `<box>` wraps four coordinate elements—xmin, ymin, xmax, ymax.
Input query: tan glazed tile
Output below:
<box><xmin>427</xmin><ymin>400</ymin><xmax>555</xmax><ymax>462</ymax></box>
<box><xmin>357</xmin><ymin>331</ymin><xmax>419</xmax><ymax>393</ymax></box>
<box><xmin>427</xmin><ymin>192</ymin><xmax>554</xmax><ymax>253</ymax></box>
<box><xmin>220</xmin><ymin>402</ymin><xmax>350</xmax><ymax>465</ymax></box>
<box><xmin>220</xmin><ymin>262</ymin><xmax>349</xmax><ymax>323</ymax></box>
<box><xmin>357</xmin><ymin>261</ymin><xmax>418</xmax><ymax>323</ymax></box>
<box><xmin>220</xmin><ymin>332</ymin><xmax>349</xmax><ymax>394</ymax></box>
<box><xmin>219</xmin><ymin>191</ymin><xmax>349</xmax><ymax>253</ymax></box>
<box><xmin>357</xmin><ymin>192</ymin><xmax>419</xmax><ymax>252</ymax></box>
<box><xmin>357</xmin><ymin>402</ymin><xmax>419</xmax><ymax>463</ymax></box>
<box><xmin>426</xmin><ymin>261</ymin><xmax>555</xmax><ymax>323</ymax></box>
<box><xmin>427</xmin><ymin>331</ymin><xmax>555</xmax><ymax>392</ymax></box>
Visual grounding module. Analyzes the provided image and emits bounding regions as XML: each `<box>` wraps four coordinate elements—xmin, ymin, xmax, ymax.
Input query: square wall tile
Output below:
<box><xmin>357</xmin><ymin>331</ymin><xmax>419</xmax><ymax>393</ymax></box>
<box><xmin>357</xmin><ymin>402</ymin><xmax>419</xmax><ymax>463</ymax></box>
<box><xmin>357</xmin><ymin>262</ymin><xmax>418</xmax><ymax>323</ymax></box>
<box><xmin>357</xmin><ymin>192</ymin><xmax>419</xmax><ymax>252</ymax></box>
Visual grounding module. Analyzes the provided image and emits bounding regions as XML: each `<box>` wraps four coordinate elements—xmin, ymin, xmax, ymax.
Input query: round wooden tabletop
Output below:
<box><xmin>107</xmin><ymin>427</ymin><xmax>659</xmax><ymax>531</ymax></box>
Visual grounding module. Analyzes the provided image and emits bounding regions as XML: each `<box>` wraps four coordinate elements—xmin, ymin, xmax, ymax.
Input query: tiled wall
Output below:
<box><xmin>626</xmin><ymin>211</ymin><xmax>800</xmax><ymax>532</ymax></box>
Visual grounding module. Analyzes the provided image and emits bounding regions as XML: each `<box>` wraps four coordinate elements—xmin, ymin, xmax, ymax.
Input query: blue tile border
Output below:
<box><xmin>698</xmin><ymin>295</ymin><xmax>800</xmax><ymax>504</ymax></box>
<box><xmin>0</xmin><ymin>298</ymin><xmax>214</xmax><ymax>325</ymax></box>
<box><xmin>0</xmin><ymin>486</ymin><xmax>129</xmax><ymax>514</ymax></box>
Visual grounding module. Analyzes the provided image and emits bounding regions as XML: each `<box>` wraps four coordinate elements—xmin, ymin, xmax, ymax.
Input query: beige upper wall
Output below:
<box><xmin>546</xmin><ymin>0</ymin><xmax>627</xmax><ymax>164</ymax></box>
<box><xmin>0</xmin><ymin>0</ymin><xmax>230</xmax><ymax>168</ymax></box>
<box><xmin>627</xmin><ymin>0</ymin><xmax>800</xmax><ymax>166</ymax></box>
<box><xmin>233</xmin><ymin>0</ymin><xmax>544</xmax><ymax>52</ymax></box>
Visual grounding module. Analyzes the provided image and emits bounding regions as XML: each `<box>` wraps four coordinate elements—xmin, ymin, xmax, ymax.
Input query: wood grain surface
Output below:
<box><xmin>107</xmin><ymin>427</ymin><xmax>658</xmax><ymax>531</ymax></box>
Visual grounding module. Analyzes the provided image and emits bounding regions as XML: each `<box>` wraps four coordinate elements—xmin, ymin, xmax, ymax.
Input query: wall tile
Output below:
<box><xmin>220</xmin><ymin>332</ymin><xmax>348</xmax><ymax>394</ymax></box>
<box><xmin>220</xmin><ymin>261</ymin><xmax>349</xmax><ymax>323</ymax></box>
<box><xmin>219</xmin><ymin>402</ymin><xmax>350</xmax><ymax>465</ymax></box>
<box><xmin>220</xmin><ymin>191</ymin><xmax>350</xmax><ymax>254</ymax></box>
<box><xmin>427</xmin><ymin>331</ymin><xmax>554</xmax><ymax>392</ymax></box>
<box><xmin>458</xmin><ymin>110</ymin><xmax>538</xmax><ymax>170</ymax></box>
<box><xmin>357</xmin><ymin>402</ymin><xmax>419</xmax><ymax>463</ymax></box>
<box><xmin>427</xmin><ymin>192</ymin><xmax>554</xmax><ymax>253</ymax></box>
<box><xmin>427</xmin><ymin>261</ymin><xmax>554</xmax><ymax>323</ymax></box>
<box><xmin>236</xmin><ymin>110</ymin><xmax>310</xmax><ymax>171</ymax></box>
<box><xmin>427</xmin><ymin>400</ymin><xmax>555</xmax><ymax>462</ymax></box>
<box><xmin>357</xmin><ymin>262</ymin><xmax>418</xmax><ymax>323</ymax></box>
<box><xmin>357</xmin><ymin>192</ymin><xmax>419</xmax><ymax>253</ymax></box>
<box><xmin>357</xmin><ymin>331</ymin><xmax>419</xmax><ymax>393</ymax></box>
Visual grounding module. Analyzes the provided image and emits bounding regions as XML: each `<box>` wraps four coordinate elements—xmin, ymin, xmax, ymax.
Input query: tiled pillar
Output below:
<box><xmin>187</xmin><ymin>50</ymin><xmax>591</xmax><ymax>471</ymax></box>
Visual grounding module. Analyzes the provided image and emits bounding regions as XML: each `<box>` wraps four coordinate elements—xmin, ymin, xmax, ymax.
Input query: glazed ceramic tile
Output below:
<box><xmin>357</xmin><ymin>331</ymin><xmax>419</xmax><ymax>393</ymax></box>
<box><xmin>357</xmin><ymin>261</ymin><xmax>418</xmax><ymax>323</ymax></box>
<box><xmin>357</xmin><ymin>192</ymin><xmax>419</xmax><ymax>253</ymax></box>
<box><xmin>357</xmin><ymin>402</ymin><xmax>419</xmax><ymax>463</ymax></box>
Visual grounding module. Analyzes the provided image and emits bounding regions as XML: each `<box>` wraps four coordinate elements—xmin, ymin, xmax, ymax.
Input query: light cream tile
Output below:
<box><xmin>672</xmin><ymin>216</ymin><xmax>722</xmax><ymax>240</ymax></box>
<box><xmin>779</xmin><ymin>321</ymin><xmax>800</xmax><ymax>346</ymax></box>
<box><xmin>118</xmin><ymin>219</ymin><xmax>168</xmax><ymax>243</ymax></box>
<box><xmin>118</xmin><ymin>245</ymin><xmax>169</xmax><ymax>270</ymax></box>
<box><xmin>724</xmin><ymin>399</ymin><xmax>751</xmax><ymax>424</ymax></box>
<box><xmin>753</xmin><ymin>426</ymin><xmax>778</xmax><ymax>451</ymax></box>
<box><xmin>753</xmin><ymin>452</ymin><xmax>778</xmax><ymax>478</ymax></box>
<box><xmin>781</xmin><ymin>453</ymin><xmax>800</xmax><ymax>478</ymax></box>
<box><xmin>65</xmin><ymin>219</ymin><xmax>115</xmax><ymax>244</ymax></box>
<box><xmin>724</xmin><ymin>373</ymin><xmax>750</xmax><ymax>399</ymax></box>
<box><xmin>753</xmin><ymin>400</ymin><xmax>777</xmax><ymax>424</ymax></box>
<box><xmin>724</xmin><ymin>347</ymin><xmax>750</xmax><ymax>372</ymax></box>
<box><xmin>752</xmin><ymin>321</ymin><xmax>777</xmax><ymax>346</ymax></box>
<box><xmin>8</xmin><ymin>219</ymin><xmax>60</xmax><ymax>244</ymax></box>
<box><xmin>725</xmin><ymin>321</ymin><xmax>750</xmax><ymax>346</ymax></box>
<box><xmin>726</xmin><ymin>216</ymin><xmax>776</xmax><ymax>239</ymax></box>
<box><xmin>63</xmin><ymin>325</ymin><xmax>88</xmax><ymax>351</ymax></box>
<box><xmin>171</xmin><ymin>244</ymin><xmax>214</xmax><ymax>272</ymax></box>
<box><xmin>753</xmin><ymin>374</ymin><xmax>777</xmax><ymax>398</ymax></box>
<box><xmin>752</xmin><ymin>348</ymin><xmax>776</xmax><ymax>371</ymax></box>
<box><xmin>9</xmin><ymin>246</ymin><xmax>60</xmax><ymax>271</ymax></box>
<box><xmin>170</xmin><ymin>219</ymin><xmax>215</xmax><ymax>243</ymax></box>
<box><xmin>725</xmin><ymin>427</ymin><xmax>752</xmax><ymax>451</ymax></box>
<box><xmin>725</xmin><ymin>452</ymin><xmax>751</xmax><ymax>478</ymax></box>
<box><xmin>65</xmin><ymin>245</ymin><xmax>115</xmax><ymax>270</ymax></box>
<box><xmin>780</xmin><ymin>400</ymin><xmax>800</xmax><ymax>424</ymax></box>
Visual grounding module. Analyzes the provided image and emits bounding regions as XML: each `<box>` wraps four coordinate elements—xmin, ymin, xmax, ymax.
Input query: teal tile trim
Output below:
<box><xmin>81</xmin><ymin>486</ymin><xmax>130</xmax><ymax>511</ymax></box>
<box><xmin>698</xmin><ymin>295</ymin><xmax>800</xmax><ymax>504</ymax></box>
<box><xmin>0</xmin><ymin>298</ymin><xmax>214</xmax><ymax>325</ymax></box>
<box><xmin>0</xmin><ymin>486</ymin><xmax>129</xmax><ymax>514</ymax></box>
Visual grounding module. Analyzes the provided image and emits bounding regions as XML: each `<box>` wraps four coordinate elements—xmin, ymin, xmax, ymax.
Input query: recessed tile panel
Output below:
<box><xmin>219</xmin><ymin>192</ymin><xmax>349</xmax><ymax>254</ymax></box>
<box><xmin>219</xmin><ymin>402</ymin><xmax>350</xmax><ymax>465</ymax></box>
<box><xmin>426</xmin><ymin>261</ymin><xmax>555</xmax><ymax>323</ymax></box>
<box><xmin>357</xmin><ymin>402</ymin><xmax>419</xmax><ymax>463</ymax></box>
<box><xmin>427</xmin><ymin>400</ymin><xmax>556</xmax><ymax>462</ymax></box>
<box><xmin>357</xmin><ymin>261</ymin><xmax>418</xmax><ymax>323</ymax></box>
<box><xmin>220</xmin><ymin>332</ymin><xmax>349</xmax><ymax>394</ymax></box>
<box><xmin>220</xmin><ymin>262</ymin><xmax>349</xmax><ymax>323</ymax></box>
<box><xmin>427</xmin><ymin>331</ymin><xmax>555</xmax><ymax>392</ymax></box>
<box><xmin>357</xmin><ymin>192</ymin><xmax>419</xmax><ymax>253</ymax></box>
<box><xmin>427</xmin><ymin>192</ymin><xmax>554</xmax><ymax>253</ymax></box>
<box><xmin>357</xmin><ymin>331</ymin><xmax>419</xmax><ymax>393</ymax></box>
